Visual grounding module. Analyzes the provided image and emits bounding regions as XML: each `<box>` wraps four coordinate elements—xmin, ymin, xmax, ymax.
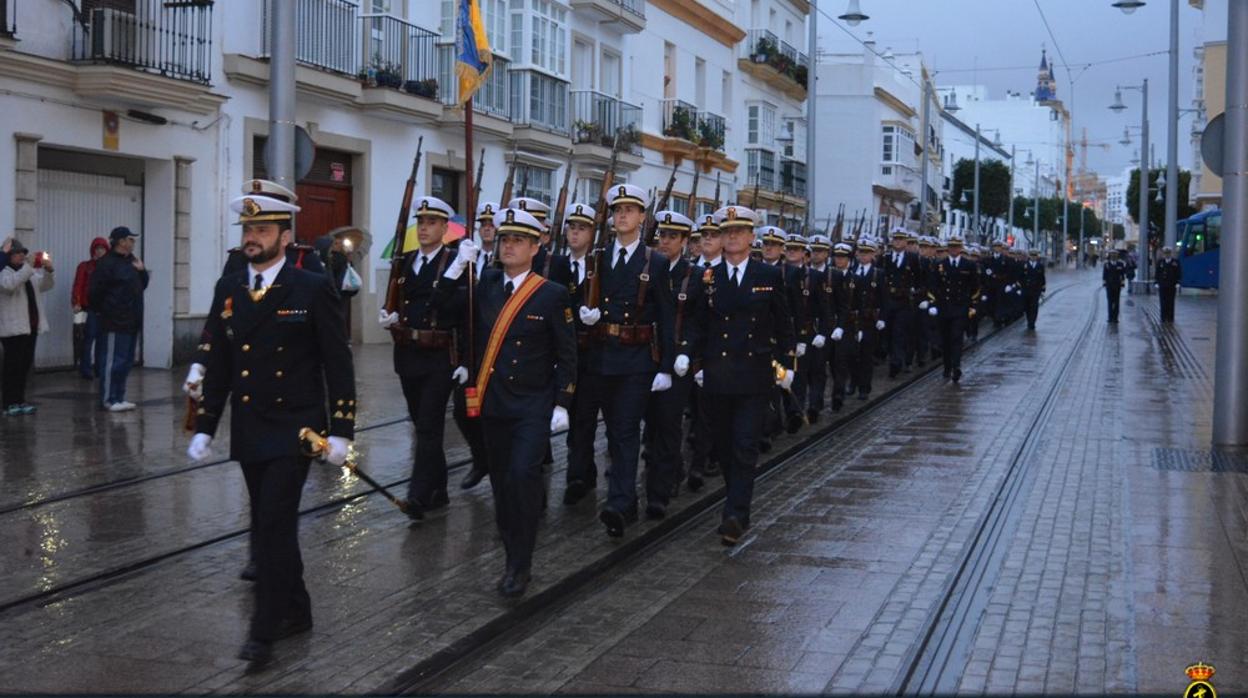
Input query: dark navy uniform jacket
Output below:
<box><xmin>846</xmin><ymin>264</ymin><xmax>888</xmax><ymax>327</ymax></box>
<box><xmin>196</xmin><ymin>263</ymin><xmax>356</xmax><ymax>462</ymax></box>
<box><xmin>695</xmin><ymin>260</ymin><xmax>795</xmax><ymax>396</ymax></box>
<box><xmin>582</xmin><ymin>242</ymin><xmax>676</xmax><ymax>376</ymax></box>
<box><xmin>463</xmin><ymin>268</ymin><xmax>577</xmax><ymax>419</ymax></box>
<box><xmin>1020</xmin><ymin>260</ymin><xmax>1047</xmax><ymax>295</ymax></box>
<box><xmin>1155</xmin><ymin>257</ymin><xmax>1182</xmax><ymax>287</ymax></box>
<box><xmin>983</xmin><ymin>252</ymin><xmax>1016</xmax><ymax>295</ymax></box>
<box><xmin>1103</xmin><ymin>259</ymin><xmax>1130</xmax><ymax>290</ymax></box>
<box><xmin>881</xmin><ymin>249</ymin><xmax>923</xmax><ymax>307</ymax></box>
<box><xmin>391</xmin><ymin>246</ymin><xmax>465</xmax><ymax>377</ymax></box>
<box><xmin>820</xmin><ymin>266</ymin><xmax>852</xmax><ymax>332</ymax></box>
<box><xmin>665</xmin><ymin>257</ymin><xmax>707</xmax><ymax>362</ymax></box>
<box><xmin>928</xmin><ymin>256</ymin><xmax>981</xmax><ymax>313</ymax></box>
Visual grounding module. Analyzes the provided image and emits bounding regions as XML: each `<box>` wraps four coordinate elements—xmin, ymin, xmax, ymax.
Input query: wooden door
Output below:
<box><xmin>295</xmin><ymin>183</ymin><xmax>352</xmax><ymax>244</ymax></box>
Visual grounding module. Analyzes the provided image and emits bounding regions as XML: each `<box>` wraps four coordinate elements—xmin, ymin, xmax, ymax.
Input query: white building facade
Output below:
<box><xmin>0</xmin><ymin>0</ymin><xmax>809</xmax><ymax>367</ymax></box>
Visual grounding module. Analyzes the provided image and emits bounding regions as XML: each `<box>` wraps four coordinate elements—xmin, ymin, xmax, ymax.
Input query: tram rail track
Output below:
<box><xmin>391</xmin><ymin>281</ymin><xmax>1083</xmax><ymax>694</ymax></box>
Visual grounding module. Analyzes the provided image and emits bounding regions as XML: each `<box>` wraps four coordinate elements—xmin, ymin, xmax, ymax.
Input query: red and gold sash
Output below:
<box><xmin>466</xmin><ymin>273</ymin><xmax>545</xmax><ymax>417</ymax></box>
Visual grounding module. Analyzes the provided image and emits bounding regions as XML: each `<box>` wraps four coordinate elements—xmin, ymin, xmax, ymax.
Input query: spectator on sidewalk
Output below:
<box><xmin>88</xmin><ymin>226</ymin><xmax>149</xmax><ymax>412</ymax></box>
<box><xmin>0</xmin><ymin>239</ymin><xmax>54</xmax><ymax>416</ymax></box>
<box><xmin>72</xmin><ymin>237</ymin><xmax>109</xmax><ymax>379</ymax></box>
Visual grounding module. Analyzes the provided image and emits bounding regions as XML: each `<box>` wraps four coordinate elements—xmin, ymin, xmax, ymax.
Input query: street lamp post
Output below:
<box><xmin>1112</xmin><ymin>79</ymin><xmax>1150</xmax><ymax>287</ymax></box>
<box><xmin>1007</xmin><ymin>146</ymin><xmax>1016</xmax><ymax>242</ymax></box>
<box><xmin>973</xmin><ymin>123</ymin><xmax>982</xmax><ymax>243</ymax></box>
<box><xmin>1032</xmin><ymin>158</ymin><xmax>1040</xmax><ymax>253</ymax></box>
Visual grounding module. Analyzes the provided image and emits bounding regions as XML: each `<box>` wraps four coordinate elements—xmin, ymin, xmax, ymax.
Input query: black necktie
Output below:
<box><xmin>253</xmin><ymin>274</ymin><xmax>263</xmax><ymax>292</ymax></box>
<box><xmin>504</xmin><ymin>280</ymin><xmax>514</xmax><ymax>297</ymax></box>
<box><xmin>572</xmin><ymin>260</ymin><xmax>580</xmax><ymax>282</ymax></box>
<box><xmin>616</xmin><ymin>248</ymin><xmax>627</xmax><ymax>269</ymax></box>
<box><xmin>731</xmin><ymin>266</ymin><xmax>739</xmax><ymax>285</ymax></box>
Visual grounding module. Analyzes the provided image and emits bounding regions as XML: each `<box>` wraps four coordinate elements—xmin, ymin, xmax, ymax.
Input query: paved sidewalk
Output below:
<box><xmin>426</xmin><ymin>276</ymin><xmax>1246</xmax><ymax>695</ymax></box>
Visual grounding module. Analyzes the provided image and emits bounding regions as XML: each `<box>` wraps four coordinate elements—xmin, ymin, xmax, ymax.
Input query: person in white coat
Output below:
<box><xmin>0</xmin><ymin>238</ymin><xmax>54</xmax><ymax>415</ymax></box>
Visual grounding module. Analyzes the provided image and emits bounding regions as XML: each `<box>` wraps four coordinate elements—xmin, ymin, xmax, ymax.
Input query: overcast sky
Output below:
<box><xmin>812</xmin><ymin>0</ymin><xmax>1209</xmax><ymax>178</ymax></box>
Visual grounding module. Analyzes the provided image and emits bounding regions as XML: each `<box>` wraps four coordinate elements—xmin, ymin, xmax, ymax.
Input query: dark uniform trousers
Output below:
<box><xmin>930</xmin><ymin>256</ymin><xmax>979</xmax><ymax>376</ymax></box>
<box><xmin>449</xmin><ymin>269</ymin><xmax>577</xmax><ymax>574</ymax></box>
<box><xmin>1103</xmin><ymin>261</ymin><xmax>1128</xmax><ymax>323</ymax></box>
<box><xmin>882</xmin><ymin>251</ymin><xmax>920</xmax><ymax>372</ymax></box>
<box><xmin>644</xmin><ymin>372</ymin><xmax>694</xmax><ymax>505</ymax></box>
<box><xmin>847</xmin><ymin>267</ymin><xmax>887</xmax><ymax>397</ymax></box>
<box><xmin>195</xmin><ymin>263</ymin><xmax>355</xmax><ymax>644</ymax></box>
<box><xmin>580</xmin><ymin>246</ymin><xmax>674</xmax><ymax>515</ymax></box>
<box><xmin>803</xmin><ymin>344</ymin><xmax>827</xmax><ymax>414</ymax></box>
<box><xmin>695</xmin><ymin>260</ymin><xmax>794</xmax><ymax>528</ymax></box>
<box><xmin>688</xmin><ymin>383</ymin><xmax>717</xmax><ymax>475</ymax></box>
<box><xmin>829</xmin><ymin>335</ymin><xmax>852</xmax><ymax>405</ymax></box>
<box><xmin>1156</xmin><ymin>258</ymin><xmax>1181</xmax><ymax>322</ymax></box>
<box><xmin>566</xmin><ymin>360</ymin><xmax>600</xmax><ymax>489</ymax></box>
<box><xmin>392</xmin><ymin>247</ymin><xmax>461</xmax><ymax>507</ymax></box>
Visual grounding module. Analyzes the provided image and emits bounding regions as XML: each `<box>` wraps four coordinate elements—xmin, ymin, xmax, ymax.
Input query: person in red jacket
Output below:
<box><xmin>72</xmin><ymin>237</ymin><xmax>109</xmax><ymax>378</ymax></box>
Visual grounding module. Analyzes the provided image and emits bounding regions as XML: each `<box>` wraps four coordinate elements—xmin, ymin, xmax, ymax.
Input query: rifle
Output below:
<box><xmin>832</xmin><ymin>204</ymin><xmax>844</xmax><ymax>241</ymax></box>
<box><xmin>548</xmin><ymin>153</ymin><xmax>574</xmax><ymax>256</ymax></box>
<box><xmin>644</xmin><ymin>161</ymin><xmax>680</xmax><ymax>245</ymax></box>
<box><xmin>687</xmin><ymin>164</ymin><xmax>701</xmax><ymax>219</ymax></box>
<box><xmin>470</xmin><ymin>147</ymin><xmax>485</xmax><ymax>214</ymax></box>
<box><xmin>585</xmin><ymin>134</ymin><xmax>624</xmax><ymax>309</ymax></box>
<box><xmin>383</xmin><ymin>137</ymin><xmax>424</xmax><ymax>317</ymax></box>
<box><xmin>713</xmin><ymin>172</ymin><xmax>722</xmax><ymax>209</ymax></box>
<box><xmin>519</xmin><ymin>163</ymin><xmax>531</xmax><ymax>199</ymax></box>
<box><xmin>499</xmin><ymin>144</ymin><xmax>518</xmax><ymax>208</ymax></box>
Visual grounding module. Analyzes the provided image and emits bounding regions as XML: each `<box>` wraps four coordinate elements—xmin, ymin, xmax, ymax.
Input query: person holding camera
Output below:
<box><xmin>0</xmin><ymin>238</ymin><xmax>54</xmax><ymax>416</ymax></box>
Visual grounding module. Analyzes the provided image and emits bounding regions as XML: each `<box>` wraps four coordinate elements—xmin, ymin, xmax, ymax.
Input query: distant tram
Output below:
<box><xmin>1176</xmin><ymin>209</ymin><xmax>1221</xmax><ymax>289</ymax></box>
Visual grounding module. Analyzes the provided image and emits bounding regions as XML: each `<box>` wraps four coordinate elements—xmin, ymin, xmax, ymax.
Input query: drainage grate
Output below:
<box><xmin>1152</xmin><ymin>447</ymin><xmax>1248</xmax><ymax>473</ymax></box>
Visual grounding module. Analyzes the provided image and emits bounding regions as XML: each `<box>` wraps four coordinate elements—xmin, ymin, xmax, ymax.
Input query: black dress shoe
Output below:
<box><xmin>428</xmin><ymin>489</ymin><xmax>450</xmax><ymax>511</ymax></box>
<box><xmin>272</xmin><ymin>615</ymin><xmax>313</xmax><ymax>641</ymax></box>
<box><xmin>832</xmin><ymin>399</ymin><xmax>843</xmax><ymax>412</ymax></box>
<box><xmin>563</xmin><ymin>480</ymin><xmax>590</xmax><ymax>506</ymax></box>
<box><xmin>785</xmin><ymin>413</ymin><xmax>803</xmax><ymax>434</ymax></box>
<box><xmin>857</xmin><ymin>393</ymin><xmax>868</xmax><ymax>401</ymax></box>
<box><xmin>500</xmin><ymin>569</ymin><xmax>531</xmax><ymax>598</ymax></box>
<box><xmin>703</xmin><ymin>461</ymin><xmax>721</xmax><ymax>477</ymax></box>
<box><xmin>807</xmin><ymin>409</ymin><xmax>820</xmax><ymax>425</ymax></box>
<box><xmin>239</xmin><ymin>560</ymin><xmax>258</xmax><ymax>582</ymax></box>
<box><xmin>952</xmin><ymin>369</ymin><xmax>962</xmax><ymax>384</ymax></box>
<box><xmin>238</xmin><ymin>639</ymin><xmax>273</xmax><ymax>665</ymax></box>
<box><xmin>758</xmin><ymin>439</ymin><xmax>772</xmax><ymax>454</ymax></box>
<box><xmin>460</xmin><ymin>467</ymin><xmax>488</xmax><ymax>490</ymax></box>
<box><xmin>599</xmin><ymin>509</ymin><xmax>627</xmax><ymax>538</ymax></box>
<box><xmin>645</xmin><ymin>503</ymin><xmax>667</xmax><ymax>520</ymax></box>
<box><xmin>686</xmin><ymin>472</ymin><xmax>704</xmax><ymax>493</ymax></box>
<box><xmin>718</xmin><ymin>517</ymin><xmax>745</xmax><ymax>546</ymax></box>
<box><xmin>888</xmin><ymin>366</ymin><xmax>900</xmax><ymax>379</ymax></box>
<box><xmin>404</xmin><ymin>499</ymin><xmax>425</xmax><ymax>521</ymax></box>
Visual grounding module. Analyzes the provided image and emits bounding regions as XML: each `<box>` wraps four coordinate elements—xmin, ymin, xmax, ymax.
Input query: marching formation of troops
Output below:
<box><xmin>181</xmin><ymin>177</ymin><xmax>1051</xmax><ymax>666</ymax></box>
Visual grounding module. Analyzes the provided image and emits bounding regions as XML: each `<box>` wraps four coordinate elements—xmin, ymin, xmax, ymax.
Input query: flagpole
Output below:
<box><xmin>465</xmin><ymin>97</ymin><xmax>478</xmax><ymax>412</ymax></box>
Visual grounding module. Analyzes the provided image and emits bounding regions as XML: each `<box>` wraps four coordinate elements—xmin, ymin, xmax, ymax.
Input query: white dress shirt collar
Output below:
<box><xmin>613</xmin><ymin>237</ymin><xmax>641</xmax><ymax>267</ymax></box>
<box><xmin>726</xmin><ymin>258</ymin><xmax>748</xmax><ymax>284</ymax></box>
<box><xmin>414</xmin><ymin>245</ymin><xmax>444</xmax><ymax>270</ymax></box>
<box><xmin>249</xmin><ymin>256</ymin><xmax>286</xmax><ymax>290</ymax></box>
<box><xmin>504</xmin><ymin>269</ymin><xmax>529</xmax><ymax>290</ymax></box>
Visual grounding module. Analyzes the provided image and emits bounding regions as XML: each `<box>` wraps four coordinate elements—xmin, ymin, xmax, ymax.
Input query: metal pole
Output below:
<box><xmin>1061</xmin><ymin>188</ymin><xmax>1069</xmax><ymax>268</ymax></box>
<box><xmin>1213</xmin><ymin>0</ymin><xmax>1248</xmax><ymax>446</ymax></box>
<box><xmin>1165</xmin><ymin>0</ymin><xmax>1180</xmax><ymax>250</ymax></box>
<box><xmin>973</xmin><ymin>123</ymin><xmax>981</xmax><ymax>243</ymax></box>
<box><xmin>1137</xmin><ymin>79</ymin><xmax>1150</xmax><ymax>287</ymax></box>
<box><xmin>1007</xmin><ymin>145</ymin><xmax>1016</xmax><ymax>244</ymax></box>
<box><xmin>1033</xmin><ymin>158</ymin><xmax>1040</xmax><ymax>251</ymax></box>
<box><xmin>919</xmin><ymin>77</ymin><xmax>931</xmax><ymax>232</ymax></box>
<box><xmin>269</xmin><ymin>0</ymin><xmax>297</xmax><ymax>193</ymax></box>
<box><xmin>1079</xmin><ymin>197</ymin><xmax>1086</xmax><ymax>269</ymax></box>
<box><xmin>807</xmin><ymin>1</ymin><xmax>817</xmax><ymax>227</ymax></box>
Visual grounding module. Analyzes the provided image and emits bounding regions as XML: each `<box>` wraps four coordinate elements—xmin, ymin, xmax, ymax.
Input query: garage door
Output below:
<box><xmin>35</xmin><ymin>169</ymin><xmax>143</xmax><ymax>369</ymax></box>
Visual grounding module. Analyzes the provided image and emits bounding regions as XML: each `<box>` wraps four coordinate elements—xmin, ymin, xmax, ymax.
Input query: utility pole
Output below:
<box><xmin>1032</xmin><ymin>158</ymin><xmax>1040</xmax><ymax>253</ymax></box>
<box><xmin>1165</xmin><ymin>0</ymin><xmax>1180</xmax><ymax>250</ymax></box>
<box><xmin>806</xmin><ymin>0</ymin><xmax>818</xmax><ymax>228</ymax></box>
<box><xmin>1007</xmin><ymin>145</ymin><xmax>1016</xmax><ymax>244</ymax></box>
<box><xmin>973</xmin><ymin>123</ymin><xmax>981</xmax><ymax>243</ymax></box>
<box><xmin>1214</xmin><ymin>0</ymin><xmax>1248</xmax><ymax>446</ymax></box>
<box><xmin>269</xmin><ymin>0</ymin><xmax>297</xmax><ymax>194</ymax></box>
<box><xmin>1137</xmin><ymin>78</ymin><xmax>1150</xmax><ymax>288</ymax></box>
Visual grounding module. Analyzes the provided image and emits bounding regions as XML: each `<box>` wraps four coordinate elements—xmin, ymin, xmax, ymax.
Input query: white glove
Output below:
<box><xmin>777</xmin><ymin>367</ymin><xmax>794</xmax><ymax>391</ymax></box>
<box><xmin>453</xmin><ymin>239</ymin><xmax>480</xmax><ymax>270</ymax></box>
<box><xmin>651</xmin><ymin>372</ymin><xmax>673</xmax><ymax>392</ymax></box>
<box><xmin>182</xmin><ymin>363</ymin><xmax>205</xmax><ymax>400</ymax></box>
<box><xmin>981</xmin><ymin>295</ymin><xmax>988</xmax><ymax>302</ymax></box>
<box><xmin>578</xmin><ymin>305</ymin><xmax>602</xmax><ymax>326</ymax></box>
<box><xmin>1004</xmin><ymin>284</ymin><xmax>1014</xmax><ymax>293</ymax></box>
<box><xmin>674</xmin><ymin>354</ymin><xmax>690</xmax><ymax>377</ymax></box>
<box><xmin>187</xmin><ymin>433</ymin><xmax>213</xmax><ymax>462</ymax></box>
<box><xmin>831</xmin><ymin>327</ymin><xmax>844</xmax><ymax>342</ymax></box>
<box><xmin>929</xmin><ymin>306</ymin><xmax>939</xmax><ymax>317</ymax></box>
<box><xmin>875</xmin><ymin>320</ymin><xmax>886</xmax><ymax>331</ymax></box>
<box><xmin>812</xmin><ymin>334</ymin><xmax>826</xmax><ymax>348</ymax></box>
<box><xmin>919</xmin><ymin>301</ymin><xmax>929</xmax><ymax>310</ymax></box>
<box><xmin>550</xmin><ymin>405</ymin><xmax>569</xmax><ymax>432</ymax></box>
<box><xmin>856</xmin><ymin>330</ymin><xmax>863</xmax><ymax>342</ymax></box>
<box><xmin>452</xmin><ymin>366</ymin><xmax>468</xmax><ymax>385</ymax></box>
<box><xmin>326</xmin><ymin>436</ymin><xmax>351</xmax><ymax>467</ymax></box>
<box><xmin>796</xmin><ymin>342</ymin><xmax>807</xmax><ymax>358</ymax></box>
<box><xmin>694</xmin><ymin>369</ymin><xmax>704</xmax><ymax>387</ymax></box>
<box><xmin>379</xmin><ymin>308</ymin><xmax>400</xmax><ymax>329</ymax></box>
<box><xmin>1176</xmin><ymin>284</ymin><xmax>1182</xmax><ymax>292</ymax></box>
<box><xmin>986</xmin><ymin>268</ymin><xmax>994</xmax><ymax>276</ymax></box>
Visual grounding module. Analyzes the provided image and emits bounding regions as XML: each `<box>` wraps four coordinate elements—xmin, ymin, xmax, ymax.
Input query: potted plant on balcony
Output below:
<box><xmin>614</xmin><ymin>123</ymin><xmax>640</xmax><ymax>150</ymax></box>
<box><xmin>697</xmin><ymin>119</ymin><xmax>724</xmax><ymax>152</ymax></box>
<box><xmin>367</xmin><ymin>59</ymin><xmax>403</xmax><ymax>90</ymax></box>
<box><xmin>574</xmin><ymin>120</ymin><xmax>602</xmax><ymax>144</ymax></box>
<box><xmin>664</xmin><ymin>106</ymin><xmax>696</xmax><ymax>142</ymax></box>
<box><xmin>405</xmin><ymin>78</ymin><xmax>439</xmax><ymax>99</ymax></box>
<box><xmin>752</xmin><ymin>36</ymin><xmax>776</xmax><ymax>64</ymax></box>
<box><xmin>794</xmin><ymin>63</ymin><xmax>808</xmax><ymax>89</ymax></box>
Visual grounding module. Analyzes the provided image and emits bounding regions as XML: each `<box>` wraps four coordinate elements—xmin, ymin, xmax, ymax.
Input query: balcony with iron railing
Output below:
<box><xmin>739</xmin><ymin>29</ymin><xmax>808</xmax><ymax>99</ymax></box>
<box><xmin>358</xmin><ymin>13</ymin><xmax>439</xmax><ymax>96</ymax></box>
<box><xmin>661</xmin><ymin>99</ymin><xmax>726</xmax><ymax>153</ymax></box>
<box><xmin>71</xmin><ymin>0</ymin><xmax>215</xmax><ymax>84</ymax></box>
<box><xmin>780</xmin><ymin>158</ymin><xmax>807</xmax><ymax>199</ymax></box>
<box><xmin>262</xmin><ymin>0</ymin><xmax>359</xmax><ymax>76</ymax></box>
<box><xmin>745</xmin><ymin>149</ymin><xmax>777</xmax><ymax>191</ymax></box>
<box><xmin>507</xmin><ymin>69</ymin><xmax>572</xmax><ymax>153</ymax></box>
<box><xmin>568</xmin><ymin>0</ymin><xmax>645</xmax><ymax>33</ymax></box>
<box><xmin>436</xmin><ymin>44</ymin><xmax>510</xmax><ymax>121</ymax></box>
<box><xmin>572</xmin><ymin>90</ymin><xmax>641</xmax><ymax>151</ymax></box>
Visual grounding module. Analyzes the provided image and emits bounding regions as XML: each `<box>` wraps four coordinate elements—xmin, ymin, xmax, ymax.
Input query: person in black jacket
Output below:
<box><xmin>575</xmin><ymin>184</ymin><xmax>676</xmax><ymax>539</ymax></box>
<box><xmin>691</xmin><ymin>205</ymin><xmax>795</xmax><ymax>546</ymax></box>
<box><xmin>187</xmin><ymin>187</ymin><xmax>355</xmax><ymax>666</ymax></box>
<box><xmin>642</xmin><ymin>210</ymin><xmax>704</xmax><ymax>518</ymax></box>
<box><xmin>1155</xmin><ymin>246</ymin><xmax>1182</xmax><ymax>322</ymax></box>
<box><xmin>88</xmin><ymin>226</ymin><xmax>149</xmax><ymax>411</ymax></box>
<box><xmin>927</xmin><ymin>236</ymin><xmax>980</xmax><ymax>383</ymax></box>
<box><xmin>1019</xmin><ymin>250</ymin><xmax>1047</xmax><ymax>330</ymax></box>
<box><xmin>1103</xmin><ymin>249</ymin><xmax>1130</xmax><ymax>323</ymax></box>
<box><xmin>436</xmin><ymin>206</ymin><xmax>576</xmax><ymax>597</ymax></box>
